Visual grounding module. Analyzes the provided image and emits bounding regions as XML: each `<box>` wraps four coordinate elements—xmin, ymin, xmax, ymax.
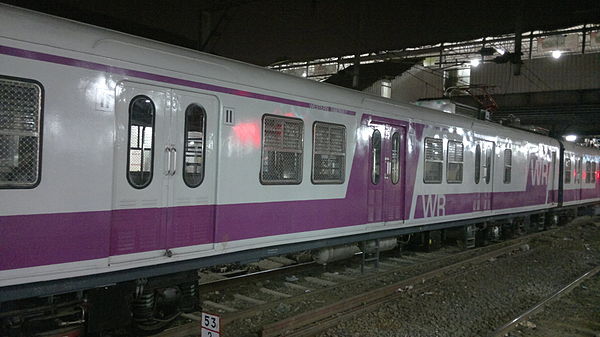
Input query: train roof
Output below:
<box><xmin>1</xmin><ymin>4</ymin><xmax>599</xmax><ymax>155</ymax></box>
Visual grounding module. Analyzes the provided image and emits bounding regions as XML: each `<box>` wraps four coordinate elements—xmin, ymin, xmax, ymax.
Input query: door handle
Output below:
<box><xmin>171</xmin><ymin>146</ymin><xmax>177</xmax><ymax>176</ymax></box>
<box><xmin>165</xmin><ymin>146</ymin><xmax>172</xmax><ymax>175</ymax></box>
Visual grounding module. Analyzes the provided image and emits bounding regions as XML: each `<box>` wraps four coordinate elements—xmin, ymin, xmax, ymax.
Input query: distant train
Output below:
<box><xmin>1</xmin><ymin>4</ymin><xmax>599</xmax><ymax>336</ymax></box>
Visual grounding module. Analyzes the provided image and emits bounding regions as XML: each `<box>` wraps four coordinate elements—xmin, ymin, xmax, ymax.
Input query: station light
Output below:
<box><xmin>551</xmin><ymin>50</ymin><xmax>562</xmax><ymax>59</ymax></box>
<box><xmin>565</xmin><ymin>134</ymin><xmax>577</xmax><ymax>142</ymax></box>
<box><xmin>470</xmin><ymin>58</ymin><xmax>480</xmax><ymax>67</ymax></box>
<box><xmin>493</xmin><ymin>47</ymin><xmax>506</xmax><ymax>55</ymax></box>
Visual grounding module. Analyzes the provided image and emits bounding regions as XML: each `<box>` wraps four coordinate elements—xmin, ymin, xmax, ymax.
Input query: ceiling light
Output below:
<box><xmin>551</xmin><ymin>50</ymin><xmax>562</xmax><ymax>59</ymax></box>
<box><xmin>493</xmin><ymin>46</ymin><xmax>506</xmax><ymax>55</ymax></box>
<box><xmin>470</xmin><ymin>59</ymin><xmax>480</xmax><ymax>67</ymax></box>
<box><xmin>565</xmin><ymin>135</ymin><xmax>577</xmax><ymax>142</ymax></box>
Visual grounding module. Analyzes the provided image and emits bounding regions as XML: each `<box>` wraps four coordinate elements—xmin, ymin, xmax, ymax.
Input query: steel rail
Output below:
<box><xmin>488</xmin><ymin>265</ymin><xmax>600</xmax><ymax>337</ymax></box>
<box><xmin>152</xmin><ymin>229</ymin><xmax>557</xmax><ymax>337</ymax></box>
<box><xmin>261</xmin><ymin>242</ymin><xmax>527</xmax><ymax>337</ymax></box>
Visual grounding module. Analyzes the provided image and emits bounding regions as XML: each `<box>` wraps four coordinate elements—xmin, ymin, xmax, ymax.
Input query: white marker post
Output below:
<box><xmin>201</xmin><ymin>312</ymin><xmax>220</xmax><ymax>337</ymax></box>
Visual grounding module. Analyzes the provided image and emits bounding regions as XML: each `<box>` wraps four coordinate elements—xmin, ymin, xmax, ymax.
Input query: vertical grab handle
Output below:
<box><xmin>165</xmin><ymin>146</ymin><xmax>172</xmax><ymax>175</ymax></box>
<box><xmin>171</xmin><ymin>146</ymin><xmax>177</xmax><ymax>176</ymax></box>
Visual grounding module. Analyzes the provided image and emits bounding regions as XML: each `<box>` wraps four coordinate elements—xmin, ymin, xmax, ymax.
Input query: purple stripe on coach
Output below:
<box><xmin>0</xmin><ymin>45</ymin><xmax>356</xmax><ymax>116</ymax></box>
<box><xmin>0</xmin><ymin>211</ymin><xmax>111</xmax><ymax>270</ymax></box>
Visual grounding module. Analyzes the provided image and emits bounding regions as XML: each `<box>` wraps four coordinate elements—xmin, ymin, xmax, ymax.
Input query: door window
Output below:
<box><xmin>183</xmin><ymin>104</ymin><xmax>206</xmax><ymax>188</ymax></box>
<box><xmin>391</xmin><ymin>132</ymin><xmax>400</xmax><ymax>185</ymax></box>
<box><xmin>371</xmin><ymin>129</ymin><xmax>381</xmax><ymax>184</ymax></box>
<box><xmin>127</xmin><ymin>95</ymin><xmax>155</xmax><ymax>188</ymax></box>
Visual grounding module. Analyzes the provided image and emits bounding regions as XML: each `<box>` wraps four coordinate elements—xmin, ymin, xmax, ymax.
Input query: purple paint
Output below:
<box><xmin>0</xmin><ymin>45</ymin><xmax>356</xmax><ymax>116</ymax></box>
<box><xmin>0</xmin><ymin>211</ymin><xmax>111</xmax><ymax>270</ymax></box>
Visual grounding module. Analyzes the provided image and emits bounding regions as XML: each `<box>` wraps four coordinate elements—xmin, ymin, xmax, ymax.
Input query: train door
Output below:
<box><xmin>167</xmin><ymin>90</ymin><xmax>218</xmax><ymax>254</ymax></box>
<box><xmin>473</xmin><ymin>139</ymin><xmax>494</xmax><ymax>213</ymax></box>
<box><xmin>367</xmin><ymin>122</ymin><xmax>405</xmax><ymax>224</ymax></box>
<box><xmin>110</xmin><ymin>82</ymin><xmax>171</xmax><ymax>262</ymax></box>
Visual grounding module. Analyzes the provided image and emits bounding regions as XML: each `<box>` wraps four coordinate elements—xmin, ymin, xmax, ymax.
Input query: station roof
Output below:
<box><xmin>1</xmin><ymin>0</ymin><xmax>598</xmax><ymax>66</ymax></box>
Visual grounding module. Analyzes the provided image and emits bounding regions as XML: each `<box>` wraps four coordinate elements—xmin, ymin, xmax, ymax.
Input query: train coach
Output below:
<box><xmin>1</xmin><ymin>4</ymin><xmax>600</xmax><ymax>336</ymax></box>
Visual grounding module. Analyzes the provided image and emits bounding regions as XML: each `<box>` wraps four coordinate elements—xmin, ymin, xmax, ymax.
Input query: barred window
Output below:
<box><xmin>183</xmin><ymin>104</ymin><xmax>206</xmax><ymax>188</ymax></box>
<box><xmin>503</xmin><ymin>149</ymin><xmax>512</xmax><ymax>184</ymax></box>
<box><xmin>312</xmin><ymin>122</ymin><xmax>345</xmax><ymax>184</ymax></box>
<box><xmin>127</xmin><ymin>96</ymin><xmax>155</xmax><ymax>189</ymax></box>
<box><xmin>0</xmin><ymin>77</ymin><xmax>43</xmax><ymax>188</ymax></box>
<box><xmin>261</xmin><ymin>115</ymin><xmax>303</xmax><ymax>184</ymax></box>
<box><xmin>424</xmin><ymin>138</ymin><xmax>443</xmax><ymax>183</ymax></box>
<box><xmin>371</xmin><ymin>129</ymin><xmax>381</xmax><ymax>185</ymax></box>
<box><xmin>474</xmin><ymin>144</ymin><xmax>481</xmax><ymax>184</ymax></box>
<box><xmin>564</xmin><ymin>158</ymin><xmax>571</xmax><ymax>184</ymax></box>
<box><xmin>592</xmin><ymin>162</ymin><xmax>597</xmax><ymax>183</ymax></box>
<box><xmin>446</xmin><ymin>141</ymin><xmax>463</xmax><ymax>183</ymax></box>
<box><xmin>585</xmin><ymin>160</ymin><xmax>591</xmax><ymax>183</ymax></box>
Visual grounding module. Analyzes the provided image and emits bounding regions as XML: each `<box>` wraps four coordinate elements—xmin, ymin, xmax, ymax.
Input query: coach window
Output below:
<box><xmin>391</xmin><ymin>132</ymin><xmax>401</xmax><ymax>184</ymax></box>
<box><xmin>260</xmin><ymin>115</ymin><xmax>303</xmax><ymax>184</ymax></box>
<box><xmin>312</xmin><ymin>122</ymin><xmax>346</xmax><ymax>184</ymax></box>
<box><xmin>564</xmin><ymin>158</ymin><xmax>571</xmax><ymax>184</ymax></box>
<box><xmin>484</xmin><ymin>148</ymin><xmax>492</xmax><ymax>184</ymax></box>
<box><xmin>127</xmin><ymin>95</ymin><xmax>155</xmax><ymax>189</ymax></box>
<box><xmin>503</xmin><ymin>149</ymin><xmax>512</xmax><ymax>184</ymax></box>
<box><xmin>371</xmin><ymin>129</ymin><xmax>381</xmax><ymax>184</ymax></box>
<box><xmin>424</xmin><ymin>138</ymin><xmax>443</xmax><ymax>183</ymax></box>
<box><xmin>447</xmin><ymin>141</ymin><xmax>463</xmax><ymax>183</ymax></box>
<box><xmin>0</xmin><ymin>77</ymin><xmax>43</xmax><ymax>189</ymax></box>
<box><xmin>183</xmin><ymin>104</ymin><xmax>206</xmax><ymax>187</ymax></box>
<box><xmin>592</xmin><ymin>162</ymin><xmax>597</xmax><ymax>183</ymax></box>
<box><xmin>474</xmin><ymin>144</ymin><xmax>481</xmax><ymax>184</ymax></box>
<box><xmin>585</xmin><ymin>160</ymin><xmax>591</xmax><ymax>183</ymax></box>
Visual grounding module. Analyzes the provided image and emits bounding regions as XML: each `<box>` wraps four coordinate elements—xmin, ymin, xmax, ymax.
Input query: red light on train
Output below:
<box><xmin>232</xmin><ymin>122</ymin><xmax>261</xmax><ymax>148</ymax></box>
<box><xmin>582</xmin><ymin>171</ymin><xmax>587</xmax><ymax>180</ymax></box>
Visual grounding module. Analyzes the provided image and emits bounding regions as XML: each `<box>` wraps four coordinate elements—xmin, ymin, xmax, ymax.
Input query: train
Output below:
<box><xmin>1</xmin><ymin>4</ymin><xmax>599</xmax><ymax>336</ymax></box>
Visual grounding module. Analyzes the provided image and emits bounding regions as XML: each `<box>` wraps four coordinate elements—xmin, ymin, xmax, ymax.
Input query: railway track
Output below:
<box><xmin>152</xmin><ymin>229</ymin><xmax>557</xmax><ymax>337</ymax></box>
<box><xmin>490</xmin><ymin>266</ymin><xmax>600</xmax><ymax>337</ymax></box>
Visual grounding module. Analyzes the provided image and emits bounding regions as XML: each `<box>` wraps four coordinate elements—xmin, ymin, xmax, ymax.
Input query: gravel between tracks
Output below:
<box><xmin>317</xmin><ymin>217</ymin><xmax>600</xmax><ymax>337</ymax></box>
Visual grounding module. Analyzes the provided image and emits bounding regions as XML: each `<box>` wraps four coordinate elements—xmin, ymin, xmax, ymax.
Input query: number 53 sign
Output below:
<box><xmin>201</xmin><ymin>312</ymin><xmax>220</xmax><ymax>337</ymax></box>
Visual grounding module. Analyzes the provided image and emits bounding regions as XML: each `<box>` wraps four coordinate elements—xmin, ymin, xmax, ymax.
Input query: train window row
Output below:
<box><xmin>260</xmin><ymin>115</ymin><xmax>346</xmax><ymax>185</ymax></box>
<box><xmin>424</xmin><ymin>139</ymin><xmax>507</xmax><ymax>185</ymax></box>
<box><xmin>0</xmin><ymin>77</ymin><xmax>43</xmax><ymax>189</ymax></box>
<box><xmin>565</xmin><ymin>157</ymin><xmax>599</xmax><ymax>184</ymax></box>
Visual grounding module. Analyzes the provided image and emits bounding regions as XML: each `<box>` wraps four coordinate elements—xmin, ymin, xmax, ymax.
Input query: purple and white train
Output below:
<box><xmin>1</xmin><ymin>4</ymin><xmax>599</xmax><ymax>335</ymax></box>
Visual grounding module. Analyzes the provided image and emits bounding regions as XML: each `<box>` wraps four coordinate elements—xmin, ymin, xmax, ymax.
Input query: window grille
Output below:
<box><xmin>564</xmin><ymin>158</ymin><xmax>571</xmax><ymax>184</ymax></box>
<box><xmin>371</xmin><ymin>129</ymin><xmax>381</xmax><ymax>185</ymax></box>
<box><xmin>474</xmin><ymin>144</ymin><xmax>481</xmax><ymax>184</ymax></box>
<box><xmin>424</xmin><ymin>138</ymin><xmax>443</xmax><ymax>183</ymax></box>
<box><xmin>183</xmin><ymin>104</ymin><xmax>206</xmax><ymax>188</ymax></box>
<box><xmin>127</xmin><ymin>96</ymin><xmax>155</xmax><ymax>188</ymax></box>
<box><xmin>261</xmin><ymin>115</ymin><xmax>303</xmax><ymax>184</ymax></box>
<box><xmin>312</xmin><ymin>122</ymin><xmax>345</xmax><ymax>184</ymax></box>
<box><xmin>0</xmin><ymin>77</ymin><xmax>42</xmax><ymax>188</ymax></box>
<box><xmin>503</xmin><ymin>149</ymin><xmax>512</xmax><ymax>184</ymax></box>
<box><xmin>447</xmin><ymin>141</ymin><xmax>463</xmax><ymax>183</ymax></box>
